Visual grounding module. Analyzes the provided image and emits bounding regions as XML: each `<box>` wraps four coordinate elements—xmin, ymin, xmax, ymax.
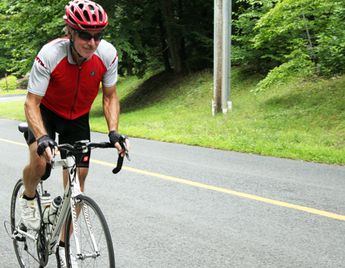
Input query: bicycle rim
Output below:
<box><xmin>65</xmin><ymin>195</ymin><xmax>115</xmax><ymax>268</ymax></box>
<box><xmin>11</xmin><ymin>179</ymin><xmax>40</xmax><ymax>268</ymax></box>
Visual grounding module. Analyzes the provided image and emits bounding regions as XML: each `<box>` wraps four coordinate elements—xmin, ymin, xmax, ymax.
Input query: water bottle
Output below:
<box><xmin>41</xmin><ymin>191</ymin><xmax>52</xmax><ymax>224</ymax></box>
<box><xmin>47</xmin><ymin>196</ymin><xmax>62</xmax><ymax>224</ymax></box>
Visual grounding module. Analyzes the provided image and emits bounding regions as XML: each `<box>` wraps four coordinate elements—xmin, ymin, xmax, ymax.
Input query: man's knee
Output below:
<box><xmin>29</xmin><ymin>160</ymin><xmax>47</xmax><ymax>178</ymax></box>
<box><xmin>27</xmin><ymin>143</ymin><xmax>47</xmax><ymax>178</ymax></box>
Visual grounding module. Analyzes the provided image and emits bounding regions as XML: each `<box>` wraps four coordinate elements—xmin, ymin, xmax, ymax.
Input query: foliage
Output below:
<box><xmin>234</xmin><ymin>0</ymin><xmax>345</xmax><ymax>91</ymax></box>
<box><xmin>232</xmin><ymin>0</ymin><xmax>280</xmax><ymax>70</ymax></box>
<box><xmin>100</xmin><ymin>0</ymin><xmax>214</xmax><ymax>75</ymax></box>
<box><xmin>18</xmin><ymin>77</ymin><xmax>29</xmax><ymax>89</ymax></box>
<box><xmin>1</xmin><ymin>0</ymin><xmax>344</xmax><ymax>90</ymax></box>
<box><xmin>0</xmin><ymin>5</ymin><xmax>14</xmax><ymax>77</ymax></box>
<box><xmin>314</xmin><ymin>3</ymin><xmax>345</xmax><ymax>76</ymax></box>
<box><xmin>1</xmin><ymin>0</ymin><xmax>214</xmax><ymax>77</ymax></box>
<box><xmin>100</xmin><ymin>0</ymin><xmax>163</xmax><ymax>76</ymax></box>
<box><xmin>0</xmin><ymin>38</ymin><xmax>13</xmax><ymax>77</ymax></box>
<box><xmin>0</xmin><ymin>75</ymin><xmax>18</xmax><ymax>91</ymax></box>
<box><xmin>1</xmin><ymin>0</ymin><xmax>66</xmax><ymax>76</ymax></box>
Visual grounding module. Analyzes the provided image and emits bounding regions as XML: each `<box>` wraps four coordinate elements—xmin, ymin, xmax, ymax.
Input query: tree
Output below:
<box><xmin>103</xmin><ymin>0</ymin><xmax>213</xmax><ymax>75</ymax></box>
<box><xmin>0</xmin><ymin>36</ymin><xmax>13</xmax><ymax>78</ymax></box>
<box><xmin>160</xmin><ymin>0</ymin><xmax>183</xmax><ymax>73</ymax></box>
<box><xmin>0</xmin><ymin>4</ymin><xmax>17</xmax><ymax>77</ymax></box>
<box><xmin>2</xmin><ymin>0</ymin><xmax>214</xmax><ymax>77</ymax></box>
<box><xmin>1</xmin><ymin>0</ymin><xmax>65</xmax><ymax>76</ymax></box>
<box><xmin>233</xmin><ymin>0</ymin><xmax>345</xmax><ymax>91</ymax></box>
<box><xmin>232</xmin><ymin>0</ymin><xmax>280</xmax><ymax>71</ymax></box>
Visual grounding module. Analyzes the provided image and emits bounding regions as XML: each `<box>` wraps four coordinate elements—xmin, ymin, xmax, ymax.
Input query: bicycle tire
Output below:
<box><xmin>65</xmin><ymin>195</ymin><xmax>115</xmax><ymax>268</ymax></box>
<box><xmin>10</xmin><ymin>179</ymin><xmax>40</xmax><ymax>267</ymax></box>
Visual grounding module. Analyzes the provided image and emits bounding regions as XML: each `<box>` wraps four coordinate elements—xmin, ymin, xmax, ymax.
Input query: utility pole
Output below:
<box><xmin>5</xmin><ymin>74</ymin><xmax>8</xmax><ymax>92</ymax></box>
<box><xmin>213</xmin><ymin>0</ymin><xmax>232</xmax><ymax>115</ymax></box>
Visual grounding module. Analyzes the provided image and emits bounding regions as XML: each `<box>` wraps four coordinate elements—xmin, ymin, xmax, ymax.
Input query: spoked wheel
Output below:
<box><xmin>65</xmin><ymin>195</ymin><xmax>115</xmax><ymax>268</ymax></box>
<box><xmin>11</xmin><ymin>179</ymin><xmax>40</xmax><ymax>268</ymax></box>
<box><xmin>10</xmin><ymin>179</ymin><xmax>58</xmax><ymax>268</ymax></box>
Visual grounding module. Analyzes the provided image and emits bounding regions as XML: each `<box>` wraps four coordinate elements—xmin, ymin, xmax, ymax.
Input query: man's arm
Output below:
<box><xmin>102</xmin><ymin>83</ymin><xmax>130</xmax><ymax>154</ymax></box>
<box><xmin>24</xmin><ymin>92</ymin><xmax>47</xmax><ymax>139</ymax></box>
<box><xmin>102</xmin><ymin>83</ymin><xmax>120</xmax><ymax>132</ymax></box>
<box><xmin>24</xmin><ymin>92</ymin><xmax>56</xmax><ymax>162</ymax></box>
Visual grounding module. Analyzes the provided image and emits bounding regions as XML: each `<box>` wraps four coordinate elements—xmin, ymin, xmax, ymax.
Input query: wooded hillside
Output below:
<box><xmin>0</xmin><ymin>0</ymin><xmax>344</xmax><ymax>90</ymax></box>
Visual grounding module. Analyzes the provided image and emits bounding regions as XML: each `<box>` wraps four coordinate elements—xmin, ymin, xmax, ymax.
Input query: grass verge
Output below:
<box><xmin>1</xmin><ymin>68</ymin><xmax>344</xmax><ymax>165</ymax></box>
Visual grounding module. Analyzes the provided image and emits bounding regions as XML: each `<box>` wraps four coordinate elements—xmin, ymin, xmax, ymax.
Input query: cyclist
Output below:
<box><xmin>20</xmin><ymin>0</ymin><xmax>130</xmax><ymax>266</ymax></box>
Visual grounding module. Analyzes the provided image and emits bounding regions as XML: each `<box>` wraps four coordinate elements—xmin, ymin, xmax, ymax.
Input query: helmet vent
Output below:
<box><xmin>68</xmin><ymin>15</ymin><xmax>77</xmax><ymax>25</ymax></box>
<box><xmin>75</xmin><ymin>12</ymin><xmax>83</xmax><ymax>21</ymax></box>
<box><xmin>83</xmin><ymin>10</ymin><xmax>90</xmax><ymax>22</ymax></box>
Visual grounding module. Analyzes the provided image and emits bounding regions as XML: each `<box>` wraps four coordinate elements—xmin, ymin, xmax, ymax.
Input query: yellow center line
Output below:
<box><xmin>2</xmin><ymin>138</ymin><xmax>344</xmax><ymax>221</ymax></box>
<box><xmin>91</xmin><ymin>158</ymin><xmax>345</xmax><ymax>222</ymax></box>
<box><xmin>0</xmin><ymin>138</ymin><xmax>28</xmax><ymax>146</ymax></box>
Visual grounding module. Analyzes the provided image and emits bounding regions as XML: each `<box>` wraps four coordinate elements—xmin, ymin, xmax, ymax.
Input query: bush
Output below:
<box><xmin>0</xmin><ymin>75</ymin><xmax>18</xmax><ymax>91</ymax></box>
<box><xmin>315</xmin><ymin>29</ymin><xmax>345</xmax><ymax>76</ymax></box>
<box><xmin>18</xmin><ymin>77</ymin><xmax>29</xmax><ymax>89</ymax></box>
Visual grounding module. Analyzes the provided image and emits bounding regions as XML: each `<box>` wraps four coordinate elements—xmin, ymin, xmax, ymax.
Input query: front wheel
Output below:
<box><xmin>11</xmin><ymin>179</ymin><xmax>39</xmax><ymax>268</ymax></box>
<box><xmin>65</xmin><ymin>195</ymin><xmax>115</xmax><ymax>267</ymax></box>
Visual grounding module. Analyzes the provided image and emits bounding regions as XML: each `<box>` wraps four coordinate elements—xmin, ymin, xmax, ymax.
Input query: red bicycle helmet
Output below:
<box><xmin>64</xmin><ymin>0</ymin><xmax>108</xmax><ymax>31</ymax></box>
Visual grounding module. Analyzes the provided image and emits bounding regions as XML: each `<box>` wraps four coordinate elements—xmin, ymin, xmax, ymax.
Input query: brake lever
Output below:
<box><xmin>121</xmin><ymin>142</ymin><xmax>131</xmax><ymax>161</ymax></box>
<box><xmin>49</xmin><ymin>148</ymin><xmax>55</xmax><ymax>166</ymax></box>
<box><xmin>119</xmin><ymin>135</ymin><xmax>131</xmax><ymax>161</ymax></box>
<box><xmin>112</xmin><ymin>135</ymin><xmax>130</xmax><ymax>174</ymax></box>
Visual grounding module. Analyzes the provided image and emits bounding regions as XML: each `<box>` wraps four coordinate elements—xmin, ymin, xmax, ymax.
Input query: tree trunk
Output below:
<box><xmin>178</xmin><ymin>0</ymin><xmax>186</xmax><ymax>64</ymax></box>
<box><xmin>158</xmin><ymin>17</ymin><xmax>172</xmax><ymax>72</ymax></box>
<box><xmin>160</xmin><ymin>0</ymin><xmax>184</xmax><ymax>73</ymax></box>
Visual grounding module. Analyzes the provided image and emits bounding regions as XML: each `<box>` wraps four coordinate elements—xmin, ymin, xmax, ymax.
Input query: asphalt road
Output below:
<box><xmin>0</xmin><ymin>94</ymin><xmax>26</xmax><ymax>102</ymax></box>
<box><xmin>0</xmin><ymin>117</ymin><xmax>345</xmax><ymax>267</ymax></box>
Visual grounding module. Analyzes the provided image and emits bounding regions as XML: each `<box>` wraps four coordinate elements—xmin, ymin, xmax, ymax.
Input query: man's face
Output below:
<box><xmin>71</xmin><ymin>29</ymin><xmax>103</xmax><ymax>59</ymax></box>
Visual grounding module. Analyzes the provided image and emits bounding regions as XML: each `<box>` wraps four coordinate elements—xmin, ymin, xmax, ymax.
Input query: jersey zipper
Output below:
<box><xmin>70</xmin><ymin>65</ymin><xmax>82</xmax><ymax>119</ymax></box>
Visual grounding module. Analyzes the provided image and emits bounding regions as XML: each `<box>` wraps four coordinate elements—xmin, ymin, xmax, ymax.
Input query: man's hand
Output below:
<box><xmin>108</xmin><ymin>131</ymin><xmax>130</xmax><ymax>158</ymax></box>
<box><xmin>36</xmin><ymin>135</ymin><xmax>58</xmax><ymax>163</ymax></box>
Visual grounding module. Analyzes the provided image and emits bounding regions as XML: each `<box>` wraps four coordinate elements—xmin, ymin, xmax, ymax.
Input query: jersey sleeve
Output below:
<box><xmin>99</xmin><ymin>40</ymin><xmax>118</xmax><ymax>88</ymax></box>
<box><xmin>27</xmin><ymin>47</ymin><xmax>52</xmax><ymax>97</ymax></box>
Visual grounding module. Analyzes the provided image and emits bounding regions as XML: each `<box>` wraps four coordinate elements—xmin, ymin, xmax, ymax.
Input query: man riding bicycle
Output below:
<box><xmin>20</xmin><ymin>0</ymin><xmax>130</xmax><ymax>266</ymax></box>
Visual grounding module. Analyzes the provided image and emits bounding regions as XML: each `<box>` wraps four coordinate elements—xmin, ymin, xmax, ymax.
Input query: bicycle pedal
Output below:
<box><xmin>14</xmin><ymin>234</ymin><xmax>26</xmax><ymax>242</ymax></box>
<box><xmin>12</xmin><ymin>223</ymin><xmax>27</xmax><ymax>242</ymax></box>
<box><xmin>4</xmin><ymin>221</ymin><xmax>26</xmax><ymax>242</ymax></box>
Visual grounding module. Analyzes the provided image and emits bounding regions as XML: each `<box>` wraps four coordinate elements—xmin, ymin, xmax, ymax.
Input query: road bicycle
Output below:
<box><xmin>5</xmin><ymin>122</ymin><xmax>129</xmax><ymax>268</ymax></box>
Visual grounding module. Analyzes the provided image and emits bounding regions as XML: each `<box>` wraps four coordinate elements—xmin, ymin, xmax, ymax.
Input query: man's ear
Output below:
<box><xmin>66</xmin><ymin>26</ymin><xmax>73</xmax><ymax>39</ymax></box>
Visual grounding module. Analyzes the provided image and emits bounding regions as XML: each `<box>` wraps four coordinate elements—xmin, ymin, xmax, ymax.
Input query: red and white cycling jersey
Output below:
<box><xmin>28</xmin><ymin>37</ymin><xmax>118</xmax><ymax>120</ymax></box>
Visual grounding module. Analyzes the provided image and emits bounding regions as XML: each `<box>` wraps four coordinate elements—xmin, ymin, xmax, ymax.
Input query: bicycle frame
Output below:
<box><xmin>45</xmin><ymin>154</ymin><xmax>82</xmax><ymax>256</ymax></box>
<box><xmin>10</xmin><ymin>151</ymin><xmax>102</xmax><ymax>265</ymax></box>
<box><xmin>10</xmin><ymin>123</ymin><xmax>129</xmax><ymax>266</ymax></box>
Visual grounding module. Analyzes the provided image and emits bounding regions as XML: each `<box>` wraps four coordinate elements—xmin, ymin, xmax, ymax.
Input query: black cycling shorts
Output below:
<box><xmin>28</xmin><ymin>104</ymin><xmax>91</xmax><ymax>168</ymax></box>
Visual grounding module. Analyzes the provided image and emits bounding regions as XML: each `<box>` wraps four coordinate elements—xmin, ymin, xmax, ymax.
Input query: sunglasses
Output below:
<box><xmin>73</xmin><ymin>29</ymin><xmax>103</xmax><ymax>41</ymax></box>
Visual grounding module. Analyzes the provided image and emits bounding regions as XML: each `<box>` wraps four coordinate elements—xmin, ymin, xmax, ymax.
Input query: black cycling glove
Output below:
<box><xmin>37</xmin><ymin>135</ymin><xmax>57</xmax><ymax>157</ymax></box>
<box><xmin>108</xmin><ymin>131</ymin><xmax>128</xmax><ymax>146</ymax></box>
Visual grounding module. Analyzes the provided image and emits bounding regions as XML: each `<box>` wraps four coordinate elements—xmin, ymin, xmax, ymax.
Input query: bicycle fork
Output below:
<box><xmin>69</xmin><ymin>158</ymin><xmax>100</xmax><ymax>260</ymax></box>
<box><xmin>70</xmin><ymin>198</ymin><xmax>101</xmax><ymax>260</ymax></box>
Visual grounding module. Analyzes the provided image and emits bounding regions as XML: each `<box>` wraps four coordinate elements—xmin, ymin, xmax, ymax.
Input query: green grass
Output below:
<box><xmin>1</xmin><ymin>69</ymin><xmax>344</xmax><ymax>165</ymax></box>
<box><xmin>0</xmin><ymin>89</ymin><xmax>26</xmax><ymax>95</ymax></box>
